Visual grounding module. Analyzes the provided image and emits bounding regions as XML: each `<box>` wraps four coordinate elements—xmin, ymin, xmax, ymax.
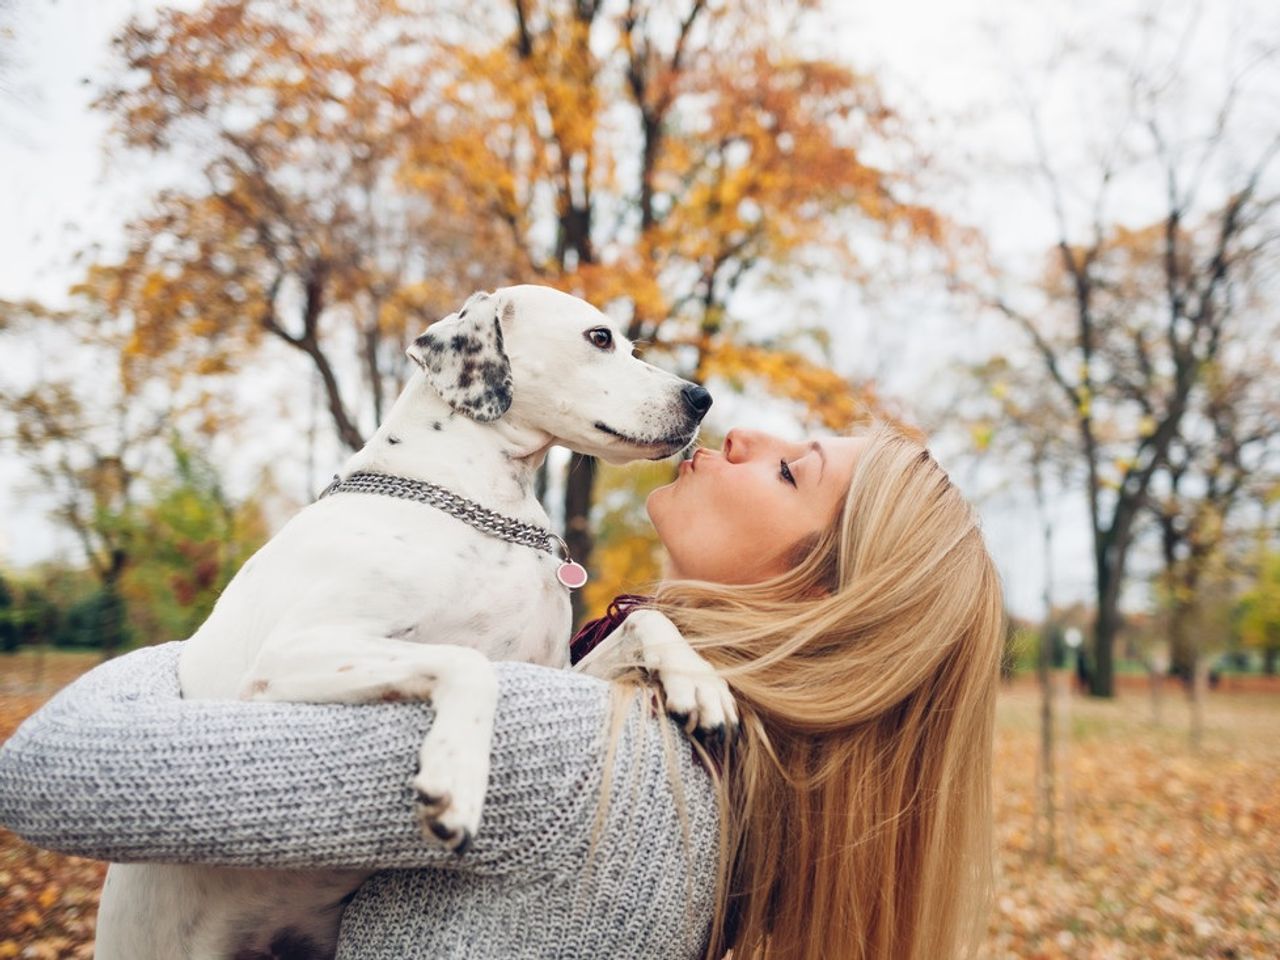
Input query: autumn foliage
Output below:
<box><xmin>74</xmin><ymin>0</ymin><xmax>942</xmax><ymax>622</ymax></box>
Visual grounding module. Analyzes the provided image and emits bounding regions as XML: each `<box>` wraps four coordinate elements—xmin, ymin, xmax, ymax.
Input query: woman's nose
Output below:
<box><xmin>724</xmin><ymin>428</ymin><xmax>768</xmax><ymax>463</ymax></box>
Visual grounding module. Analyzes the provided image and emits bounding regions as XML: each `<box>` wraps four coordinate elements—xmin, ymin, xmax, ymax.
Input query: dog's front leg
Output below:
<box><xmin>243</xmin><ymin>628</ymin><xmax>496</xmax><ymax>853</ymax></box>
<box><xmin>577</xmin><ymin>609</ymin><xmax>738</xmax><ymax>740</ymax></box>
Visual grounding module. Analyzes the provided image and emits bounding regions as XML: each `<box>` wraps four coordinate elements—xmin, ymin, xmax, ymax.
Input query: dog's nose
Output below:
<box><xmin>682</xmin><ymin>384</ymin><xmax>713</xmax><ymax>418</ymax></box>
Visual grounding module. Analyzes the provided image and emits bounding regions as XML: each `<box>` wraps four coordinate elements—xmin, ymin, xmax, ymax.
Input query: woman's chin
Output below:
<box><xmin>645</xmin><ymin>482</ymin><xmax>673</xmax><ymax>519</ymax></box>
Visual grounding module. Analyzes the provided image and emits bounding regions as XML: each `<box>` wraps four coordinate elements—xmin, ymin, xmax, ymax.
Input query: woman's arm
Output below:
<box><xmin>0</xmin><ymin>642</ymin><xmax>701</xmax><ymax>878</ymax></box>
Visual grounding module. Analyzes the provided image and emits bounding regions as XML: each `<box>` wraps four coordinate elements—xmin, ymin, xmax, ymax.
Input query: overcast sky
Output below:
<box><xmin>2</xmin><ymin>0</ymin><xmax>1266</xmax><ymax>620</ymax></box>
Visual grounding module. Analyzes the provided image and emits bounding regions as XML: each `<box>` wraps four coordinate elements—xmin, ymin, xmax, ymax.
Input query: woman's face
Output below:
<box><xmin>647</xmin><ymin>428</ymin><xmax>868</xmax><ymax>584</ymax></box>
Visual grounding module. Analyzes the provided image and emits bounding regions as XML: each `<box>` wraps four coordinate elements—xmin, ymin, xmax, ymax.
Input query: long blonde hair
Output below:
<box><xmin>605</xmin><ymin>418</ymin><xmax>1004</xmax><ymax>960</ymax></box>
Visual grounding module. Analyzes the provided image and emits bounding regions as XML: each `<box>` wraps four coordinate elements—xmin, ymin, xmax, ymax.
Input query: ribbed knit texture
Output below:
<box><xmin>0</xmin><ymin>643</ymin><xmax>721</xmax><ymax>958</ymax></box>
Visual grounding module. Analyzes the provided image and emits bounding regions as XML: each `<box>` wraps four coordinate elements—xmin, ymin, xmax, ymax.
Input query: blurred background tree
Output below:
<box><xmin>1239</xmin><ymin>544</ymin><xmax>1280</xmax><ymax>675</ymax></box>
<box><xmin>0</xmin><ymin>296</ymin><xmax>269</xmax><ymax>656</ymax></box>
<box><xmin>962</xmin><ymin>11</ymin><xmax>1280</xmax><ymax>696</ymax></box>
<box><xmin>80</xmin><ymin>0</ymin><xmax>934</xmax><ymax>623</ymax></box>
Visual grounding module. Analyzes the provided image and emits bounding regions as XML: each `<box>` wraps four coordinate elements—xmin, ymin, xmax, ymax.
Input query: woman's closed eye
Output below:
<box><xmin>779</xmin><ymin>459</ymin><xmax>797</xmax><ymax>487</ymax></box>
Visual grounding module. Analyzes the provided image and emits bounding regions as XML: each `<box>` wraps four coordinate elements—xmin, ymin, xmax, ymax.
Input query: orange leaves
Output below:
<box><xmin>988</xmin><ymin>683</ymin><xmax>1280</xmax><ymax>958</ymax></box>
<box><xmin>701</xmin><ymin>340</ymin><xmax>876</xmax><ymax>431</ymax></box>
<box><xmin>1</xmin><ymin>654</ymin><xmax>109</xmax><ymax>958</ymax></box>
<box><xmin>82</xmin><ymin>0</ymin><xmax>941</xmax><ymax>450</ymax></box>
<box><xmin>579</xmin><ymin>460</ymin><xmax>670</xmax><ymax>620</ymax></box>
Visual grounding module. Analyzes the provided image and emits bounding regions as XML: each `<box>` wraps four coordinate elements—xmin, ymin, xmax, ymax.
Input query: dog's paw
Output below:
<box><xmin>412</xmin><ymin>784</ymin><xmax>474</xmax><ymax>855</ymax></box>
<box><xmin>659</xmin><ymin>660</ymin><xmax>739</xmax><ymax>740</ymax></box>
<box><xmin>624</xmin><ymin>609</ymin><xmax>739</xmax><ymax>741</ymax></box>
<box><xmin>411</xmin><ymin>729</ymin><xmax>489</xmax><ymax>855</ymax></box>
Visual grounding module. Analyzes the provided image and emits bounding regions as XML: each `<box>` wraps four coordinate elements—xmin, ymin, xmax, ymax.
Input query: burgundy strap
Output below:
<box><xmin>569</xmin><ymin>594</ymin><xmax>653</xmax><ymax>665</ymax></box>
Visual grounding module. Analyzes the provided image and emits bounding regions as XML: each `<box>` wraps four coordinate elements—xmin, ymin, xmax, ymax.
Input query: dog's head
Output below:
<box><xmin>407</xmin><ymin>285</ymin><xmax>710</xmax><ymax>463</ymax></box>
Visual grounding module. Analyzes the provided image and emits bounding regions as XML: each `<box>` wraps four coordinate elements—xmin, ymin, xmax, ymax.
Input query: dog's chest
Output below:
<box><xmin>319</xmin><ymin>496</ymin><xmax>571</xmax><ymax>665</ymax></box>
<box><xmin>397</xmin><ymin>533</ymin><xmax>572</xmax><ymax>665</ymax></box>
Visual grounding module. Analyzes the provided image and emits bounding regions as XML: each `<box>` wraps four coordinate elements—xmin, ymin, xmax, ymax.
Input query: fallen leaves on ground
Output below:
<box><xmin>1</xmin><ymin>653</ymin><xmax>1277</xmax><ymax>958</ymax></box>
<box><xmin>986</xmin><ymin>679</ymin><xmax>1280</xmax><ymax>959</ymax></box>
<box><xmin>1</xmin><ymin>653</ymin><xmax>106</xmax><ymax>960</ymax></box>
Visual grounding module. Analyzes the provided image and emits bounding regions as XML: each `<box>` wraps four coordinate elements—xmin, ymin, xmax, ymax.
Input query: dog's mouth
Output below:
<box><xmin>594</xmin><ymin>421</ymin><xmax>697</xmax><ymax>458</ymax></box>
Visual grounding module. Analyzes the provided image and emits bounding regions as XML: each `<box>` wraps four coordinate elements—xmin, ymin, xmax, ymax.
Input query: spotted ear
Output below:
<box><xmin>407</xmin><ymin>292</ymin><xmax>513</xmax><ymax>422</ymax></box>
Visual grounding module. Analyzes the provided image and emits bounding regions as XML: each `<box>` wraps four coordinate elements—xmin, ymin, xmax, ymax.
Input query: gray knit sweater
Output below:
<box><xmin>0</xmin><ymin>642</ymin><xmax>722</xmax><ymax>958</ymax></box>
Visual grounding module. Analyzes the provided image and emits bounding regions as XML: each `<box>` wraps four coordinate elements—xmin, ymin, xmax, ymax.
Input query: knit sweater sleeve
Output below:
<box><xmin>0</xmin><ymin>641</ymin><xmax>662</xmax><ymax>877</ymax></box>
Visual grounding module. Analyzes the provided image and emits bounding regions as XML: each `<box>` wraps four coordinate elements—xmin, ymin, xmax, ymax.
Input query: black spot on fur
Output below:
<box><xmin>479</xmin><ymin>359</ymin><xmax>505</xmax><ymax>384</ymax></box>
<box><xmin>450</xmin><ymin>333</ymin><xmax>484</xmax><ymax>355</ymax></box>
<box><xmin>232</xmin><ymin>927</ymin><xmax>324</xmax><ymax>960</ymax></box>
<box><xmin>432</xmin><ymin>421</ymin><xmax>442</xmax><ymax>431</ymax></box>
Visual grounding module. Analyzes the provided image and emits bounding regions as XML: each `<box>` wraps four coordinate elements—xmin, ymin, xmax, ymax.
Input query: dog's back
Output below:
<box><xmin>180</xmin><ymin>492</ymin><xmax>570</xmax><ymax>700</ymax></box>
<box><xmin>97</xmin><ymin>492</ymin><xmax>569</xmax><ymax>959</ymax></box>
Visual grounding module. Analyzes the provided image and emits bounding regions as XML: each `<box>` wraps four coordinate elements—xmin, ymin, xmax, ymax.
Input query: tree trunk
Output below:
<box><xmin>1149</xmin><ymin>661</ymin><xmax>1163</xmax><ymax>726</ymax></box>
<box><xmin>99</xmin><ymin>547</ymin><xmax>129</xmax><ymax>661</ymax></box>
<box><xmin>1169</xmin><ymin>601</ymin><xmax>1195</xmax><ymax>688</ymax></box>
<box><xmin>1090</xmin><ymin>574</ymin><xmax>1120</xmax><ymax>697</ymax></box>
<box><xmin>1189</xmin><ymin>655</ymin><xmax>1208</xmax><ymax>750</ymax></box>
<box><xmin>563</xmin><ymin>453</ymin><xmax>598</xmax><ymax>628</ymax></box>
<box><xmin>1058</xmin><ymin>668</ymin><xmax>1075</xmax><ymax>867</ymax></box>
<box><xmin>1036</xmin><ymin>625</ymin><xmax>1057</xmax><ymax>862</ymax></box>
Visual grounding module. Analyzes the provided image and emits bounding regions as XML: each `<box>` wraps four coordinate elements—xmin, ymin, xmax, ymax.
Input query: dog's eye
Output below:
<box><xmin>586</xmin><ymin>328</ymin><xmax>614</xmax><ymax>351</ymax></box>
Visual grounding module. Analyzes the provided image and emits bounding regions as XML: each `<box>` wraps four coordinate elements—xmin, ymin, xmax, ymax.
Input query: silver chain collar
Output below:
<box><xmin>318</xmin><ymin>471</ymin><xmax>567</xmax><ymax>558</ymax></box>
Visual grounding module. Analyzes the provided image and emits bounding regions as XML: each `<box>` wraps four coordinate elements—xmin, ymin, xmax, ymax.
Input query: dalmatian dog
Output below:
<box><xmin>93</xmin><ymin>285</ymin><xmax>738</xmax><ymax>960</ymax></box>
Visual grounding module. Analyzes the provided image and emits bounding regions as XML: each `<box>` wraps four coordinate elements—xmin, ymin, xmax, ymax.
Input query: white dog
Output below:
<box><xmin>93</xmin><ymin>285</ymin><xmax>736</xmax><ymax>959</ymax></box>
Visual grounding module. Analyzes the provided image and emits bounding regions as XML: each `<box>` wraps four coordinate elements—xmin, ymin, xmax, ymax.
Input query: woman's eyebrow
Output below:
<box><xmin>810</xmin><ymin>441</ymin><xmax>826</xmax><ymax>481</ymax></box>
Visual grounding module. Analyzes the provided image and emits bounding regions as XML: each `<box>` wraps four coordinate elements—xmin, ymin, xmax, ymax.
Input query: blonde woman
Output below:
<box><xmin>0</xmin><ymin>419</ymin><xmax>1004</xmax><ymax>960</ymax></box>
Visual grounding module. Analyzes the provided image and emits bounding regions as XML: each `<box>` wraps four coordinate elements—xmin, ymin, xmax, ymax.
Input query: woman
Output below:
<box><xmin>0</xmin><ymin>420</ymin><xmax>1003</xmax><ymax>960</ymax></box>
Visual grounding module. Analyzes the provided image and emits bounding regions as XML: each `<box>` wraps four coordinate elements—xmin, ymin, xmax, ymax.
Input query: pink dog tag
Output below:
<box><xmin>556</xmin><ymin>561</ymin><xmax>589</xmax><ymax>590</ymax></box>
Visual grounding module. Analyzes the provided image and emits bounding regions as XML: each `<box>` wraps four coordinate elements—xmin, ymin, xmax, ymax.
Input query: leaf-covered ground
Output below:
<box><xmin>1</xmin><ymin>653</ymin><xmax>105</xmax><ymax>960</ymax></box>
<box><xmin>1</xmin><ymin>653</ymin><xmax>1277</xmax><ymax>958</ymax></box>
<box><xmin>986</xmin><ymin>680</ymin><xmax>1280</xmax><ymax>960</ymax></box>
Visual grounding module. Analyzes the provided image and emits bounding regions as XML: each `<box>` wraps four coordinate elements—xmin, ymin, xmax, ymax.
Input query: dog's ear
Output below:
<box><xmin>407</xmin><ymin>292</ymin><xmax>513</xmax><ymax>422</ymax></box>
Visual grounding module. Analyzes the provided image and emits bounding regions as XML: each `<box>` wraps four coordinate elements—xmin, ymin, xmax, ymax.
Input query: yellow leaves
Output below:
<box><xmin>583</xmin><ymin>525</ymin><xmax>662</xmax><ymax>618</ymax></box>
<box><xmin>581</xmin><ymin>460</ymin><xmax>670</xmax><ymax>618</ymax></box>
<box><xmin>971</xmin><ymin>421</ymin><xmax>996</xmax><ymax>452</ymax></box>
<box><xmin>1075</xmin><ymin>384</ymin><xmax>1093</xmax><ymax>418</ymax></box>
<box><xmin>701</xmin><ymin>340</ymin><xmax>874</xmax><ymax>430</ymax></box>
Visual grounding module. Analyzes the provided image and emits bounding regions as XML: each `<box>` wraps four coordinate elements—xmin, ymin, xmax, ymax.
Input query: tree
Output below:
<box><xmin>976</xmin><ymin>7</ymin><xmax>1280</xmax><ymax>695</ymax></box>
<box><xmin>1239</xmin><ymin>549</ymin><xmax>1280</xmax><ymax>674</ymax></box>
<box><xmin>0</xmin><ymin>0</ymin><xmax>15</xmax><ymax>85</ymax></box>
<box><xmin>1147</xmin><ymin>337</ymin><xmax>1280</xmax><ymax>733</ymax></box>
<box><xmin>0</xmin><ymin>300</ymin><xmax>226</xmax><ymax>655</ymax></box>
<box><xmin>88</xmin><ymin>0</ymin><xmax>935</xmax><ymax>623</ymax></box>
<box><xmin>961</xmin><ymin>351</ymin><xmax>1078</xmax><ymax>860</ymax></box>
<box><xmin>121</xmin><ymin>440</ymin><xmax>272</xmax><ymax>643</ymax></box>
<box><xmin>0</xmin><ymin>572</ymin><xmax>17</xmax><ymax>653</ymax></box>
